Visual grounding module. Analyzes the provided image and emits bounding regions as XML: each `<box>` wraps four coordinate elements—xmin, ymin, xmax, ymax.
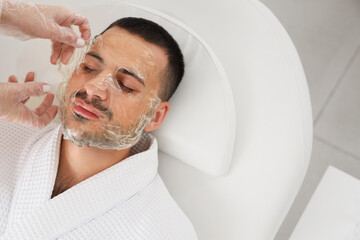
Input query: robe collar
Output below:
<box><xmin>3</xmin><ymin>122</ymin><xmax>158</xmax><ymax>239</ymax></box>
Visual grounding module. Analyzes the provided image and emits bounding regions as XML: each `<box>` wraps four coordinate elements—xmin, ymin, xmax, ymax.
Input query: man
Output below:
<box><xmin>0</xmin><ymin>17</ymin><xmax>197</xmax><ymax>239</ymax></box>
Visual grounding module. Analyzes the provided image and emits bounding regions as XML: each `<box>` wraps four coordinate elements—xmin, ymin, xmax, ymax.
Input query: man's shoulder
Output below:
<box><xmin>0</xmin><ymin>120</ymin><xmax>37</xmax><ymax>140</ymax></box>
<box><xmin>152</xmin><ymin>175</ymin><xmax>198</xmax><ymax>238</ymax></box>
<box><xmin>0</xmin><ymin>120</ymin><xmax>60</xmax><ymax>142</ymax></box>
<box><xmin>0</xmin><ymin>121</ymin><xmax>39</xmax><ymax>166</ymax></box>
<box><xmin>0</xmin><ymin>120</ymin><xmax>61</xmax><ymax>175</ymax></box>
<box><xmin>123</xmin><ymin>174</ymin><xmax>198</xmax><ymax>239</ymax></box>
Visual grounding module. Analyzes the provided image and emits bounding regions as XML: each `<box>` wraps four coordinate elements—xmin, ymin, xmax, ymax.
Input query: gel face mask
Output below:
<box><xmin>56</xmin><ymin>30</ymin><xmax>161</xmax><ymax>150</ymax></box>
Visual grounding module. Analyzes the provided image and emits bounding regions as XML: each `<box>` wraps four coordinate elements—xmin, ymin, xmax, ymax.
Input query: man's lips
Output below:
<box><xmin>73</xmin><ymin>99</ymin><xmax>104</xmax><ymax>119</ymax></box>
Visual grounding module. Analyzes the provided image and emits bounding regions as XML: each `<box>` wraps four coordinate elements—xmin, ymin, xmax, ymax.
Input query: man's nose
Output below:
<box><xmin>83</xmin><ymin>76</ymin><xmax>109</xmax><ymax>101</ymax></box>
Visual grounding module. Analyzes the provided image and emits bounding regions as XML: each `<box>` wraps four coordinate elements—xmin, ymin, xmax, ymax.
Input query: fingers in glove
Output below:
<box><xmin>71</xmin><ymin>14</ymin><xmax>91</xmax><ymax>41</ymax></box>
<box><xmin>8</xmin><ymin>75</ymin><xmax>18</xmax><ymax>83</ymax></box>
<box><xmin>60</xmin><ymin>45</ymin><xmax>75</xmax><ymax>64</ymax></box>
<box><xmin>22</xmin><ymin>72</ymin><xmax>35</xmax><ymax>104</ymax></box>
<box><xmin>34</xmin><ymin>93</ymin><xmax>55</xmax><ymax>116</ymax></box>
<box><xmin>14</xmin><ymin>82</ymin><xmax>51</xmax><ymax>102</ymax></box>
<box><xmin>60</xmin><ymin>13</ymin><xmax>91</xmax><ymax>43</ymax></box>
<box><xmin>24</xmin><ymin>72</ymin><xmax>35</xmax><ymax>82</ymax></box>
<box><xmin>8</xmin><ymin>72</ymin><xmax>34</xmax><ymax>83</ymax></box>
<box><xmin>37</xmin><ymin>105</ymin><xmax>58</xmax><ymax>128</ymax></box>
<box><xmin>56</xmin><ymin>25</ymin><xmax>84</xmax><ymax>48</ymax></box>
<box><xmin>33</xmin><ymin>94</ymin><xmax>58</xmax><ymax>129</ymax></box>
<box><xmin>51</xmin><ymin>41</ymin><xmax>63</xmax><ymax>65</ymax></box>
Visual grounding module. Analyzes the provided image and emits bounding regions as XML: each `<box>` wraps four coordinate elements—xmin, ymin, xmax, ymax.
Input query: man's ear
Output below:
<box><xmin>144</xmin><ymin>101</ymin><xmax>170</xmax><ymax>132</ymax></box>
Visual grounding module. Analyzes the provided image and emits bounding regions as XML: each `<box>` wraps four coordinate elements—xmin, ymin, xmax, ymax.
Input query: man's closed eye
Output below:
<box><xmin>117</xmin><ymin>80</ymin><xmax>134</xmax><ymax>93</ymax></box>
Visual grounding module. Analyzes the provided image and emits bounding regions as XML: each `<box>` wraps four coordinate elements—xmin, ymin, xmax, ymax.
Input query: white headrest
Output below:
<box><xmin>14</xmin><ymin>2</ymin><xmax>237</xmax><ymax>177</ymax></box>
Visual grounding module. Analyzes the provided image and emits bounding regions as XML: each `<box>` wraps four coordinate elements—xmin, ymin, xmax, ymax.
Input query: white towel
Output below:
<box><xmin>0</xmin><ymin>120</ymin><xmax>197</xmax><ymax>239</ymax></box>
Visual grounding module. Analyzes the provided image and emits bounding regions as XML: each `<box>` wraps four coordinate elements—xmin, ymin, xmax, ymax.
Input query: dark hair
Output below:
<box><xmin>100</xmin><ymin>17</ymin><xmax>185</xmax><ymax>101</ymax></box>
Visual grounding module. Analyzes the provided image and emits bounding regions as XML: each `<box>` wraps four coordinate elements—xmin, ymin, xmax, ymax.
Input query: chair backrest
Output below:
<box><xmin>0</xmin><ymin>0</ymin><xmax>313</xmax><ymax>239</ymax></box>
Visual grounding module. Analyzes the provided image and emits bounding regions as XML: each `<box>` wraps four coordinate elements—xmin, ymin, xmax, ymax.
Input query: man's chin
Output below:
<box><xmin>61</xmin><ymin>116</ymin><xmax>144</xmax><ymax>150</ymax></box>
<box><xmin>61</xmin><ymin>123</ymin><xmax>103</xmax><ymax>147</ymax></box>
<box><xmin>62</xmin><ymin>112</ymin><xmax>103</xmax><ymax>133</ymax></box>
<box><xmin>73</xmin><ymin>111</ymin><xmax>91</xmax><ymax>122</ymax></box>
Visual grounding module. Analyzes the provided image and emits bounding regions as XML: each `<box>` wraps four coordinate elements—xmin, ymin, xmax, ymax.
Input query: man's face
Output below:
<box><xmin>59</xmin><ymin>27</ymin><xmax>168</xmax><ymax>150</ymax></box>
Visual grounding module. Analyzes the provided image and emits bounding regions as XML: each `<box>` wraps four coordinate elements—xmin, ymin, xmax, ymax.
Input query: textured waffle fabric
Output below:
<box><xmin>0</xmin><ymin>121</ymin><xmax>197</xmax><ymax>239</ymax></box>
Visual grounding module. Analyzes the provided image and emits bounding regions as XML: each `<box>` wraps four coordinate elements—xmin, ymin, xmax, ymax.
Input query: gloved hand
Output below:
<box><xmin>0</xmin><ymin>0</ymin><xmax>91</xmax><ymax>64</ymax></box>
<box><xmin>0</xmin><ymin>72</ymin><xmax>58</xmax><ymax>129</ymax></box>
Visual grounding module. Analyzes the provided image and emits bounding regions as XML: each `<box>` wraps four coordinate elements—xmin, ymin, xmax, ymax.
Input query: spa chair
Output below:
<box><xmin>0</xmin><ymin>0</ymin><xmax>313</xmax><ymax>239</ymax></box>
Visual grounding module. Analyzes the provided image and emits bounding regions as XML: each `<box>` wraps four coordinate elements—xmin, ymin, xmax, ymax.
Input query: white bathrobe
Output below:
<box><xmin>0</xmin><ymin>121</ymin><xmax>197</xmax><ymax>239</ymax></box>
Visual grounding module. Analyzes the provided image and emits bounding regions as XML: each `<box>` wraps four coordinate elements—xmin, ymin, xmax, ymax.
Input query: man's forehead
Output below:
<box><xmin>90</xmin><ymin>28</ymin><xmax>156</xmax><ymax>62</ymax></box>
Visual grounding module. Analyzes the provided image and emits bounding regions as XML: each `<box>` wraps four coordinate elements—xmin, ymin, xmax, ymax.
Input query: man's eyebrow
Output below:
<box><xmin>118</xmin><ymin>68</ymin><xmax>145</xmax><ymax>86</ymax></box>
<box><xmin>86</xmin><ymin>51</ymin><xmax>104</xmax><ymax>64</ymax></box>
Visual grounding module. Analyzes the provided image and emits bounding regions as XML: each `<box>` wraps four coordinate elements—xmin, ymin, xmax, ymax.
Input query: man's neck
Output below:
<box><xmin>56</xmin><ymin>136</ymin><xmax>131</xmax><ymax>191</ymax></box>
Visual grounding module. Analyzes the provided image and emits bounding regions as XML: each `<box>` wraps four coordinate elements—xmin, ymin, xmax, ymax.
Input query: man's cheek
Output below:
<box><xmin>68</xmin><ymin>76</ymin><xmax>82</xmax><ymax>89</ymax></box>
<box><xmin>111</xmin><ymin>104</ymin><xmax>138</xmax><ymax>125</ymax></box>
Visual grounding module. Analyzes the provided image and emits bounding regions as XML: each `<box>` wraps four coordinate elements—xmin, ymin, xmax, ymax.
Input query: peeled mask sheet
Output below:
<box><xmin>56</xmin><ymin>31</ymin><xmax>161</xmax><ymax>150</ymax></box>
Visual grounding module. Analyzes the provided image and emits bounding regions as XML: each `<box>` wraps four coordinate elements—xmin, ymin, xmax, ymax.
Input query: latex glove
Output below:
<box><xmin>0</xmin><ymin>72</ymin><xmax>58</xmax><ymax>129</ymax></box>
<box><xmin>0</xmin><ymin>0</ymin><xmax>91</xmax><ymax>64</ymax></box>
